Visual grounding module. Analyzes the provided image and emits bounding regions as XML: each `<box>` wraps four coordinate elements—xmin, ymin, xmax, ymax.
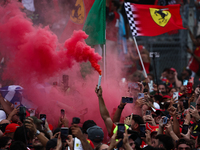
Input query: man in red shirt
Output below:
<box><xmin>187</xmin><ymin>27</ymin><xmax>200</xmax><ymax>77</ymax></box>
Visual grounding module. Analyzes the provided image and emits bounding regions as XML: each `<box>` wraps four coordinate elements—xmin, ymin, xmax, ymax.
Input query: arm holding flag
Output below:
<box><xmin>187</xmin><ymin>26</ymin><xmax>199</xmax><ymax>46</ymax></box>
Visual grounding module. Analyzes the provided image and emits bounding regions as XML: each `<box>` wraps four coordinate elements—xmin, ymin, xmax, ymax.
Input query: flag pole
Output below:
<box><xmin>103</xmin><ymin>43</ymin><xmax>106</xmax><ymax>81</ymax></box>
<box><xmin>133</xmin><ymin>37</ymin><xmax>147</xmax><ymax>78</ymax></box>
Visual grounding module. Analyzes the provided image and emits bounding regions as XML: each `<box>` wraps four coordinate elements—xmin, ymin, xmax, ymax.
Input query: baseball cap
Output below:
<box><xmin>169</xmin><ymin>68</ymin><xmax>176</xmax><ymax>72</ymax></box>
<box><xmin>138</xmin><ymin>45</ymin><xmax>145</xmax><ymax>51</ymax></box>
<box><xmin>4</xmin><ymin>123</ymin><xmax>19</xmax><ymax>134</ymax></box>
<box><xmin>87</xmin><ymin>125</ymin><xmax>104</xmax><ymax>143</ymax></box>
<box><xmin>0</xmin><ymin>110</ymin><xmax>6</xmax><ymax>122</ymax></box>
<box><xmin>151</xmin><ymin>127</ymin><xmax>159</xmax><ymax>133</ymax></box>
<box><xmin>162</xmin><ymin>95</ymin><xmax>171</xmax><ymax>100</ymax></box>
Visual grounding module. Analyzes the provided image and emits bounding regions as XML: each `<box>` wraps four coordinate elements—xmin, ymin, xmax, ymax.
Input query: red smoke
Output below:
<box><xmin>0</xmin><ymin>1</ymin><xmax>135</xmax><ymax>137</ymax></box>
<box><xmin>0</xmin><ymin>2</ymin><xmax>102</xmax><ymax>84</ymax></box>
<box><xmin>64</xmin><ymin>30</ymin><xmax>102</xmax><ymax>75</ymax></box>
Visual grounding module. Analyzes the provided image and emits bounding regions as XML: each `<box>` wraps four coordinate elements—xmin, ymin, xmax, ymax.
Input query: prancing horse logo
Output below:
<box><xmin>149</xmin><ymin>8</ymin><xmax>171</xmax><ymax>27</ymax></box>
<box><xmin>70</xmin><ymin>0</ymin><xmax>85</xmax><ymax>24</ymax></box>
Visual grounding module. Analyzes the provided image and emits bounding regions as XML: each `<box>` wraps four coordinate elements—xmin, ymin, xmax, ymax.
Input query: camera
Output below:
<box><xmin>19</xmin><ymin>106</ymin><xmax>26</xmax><ymax>123</ymax></box>
<box><xmin>72</xmin><ymin>117</ymin><xmax>80</xmax><ymax>124</ymax></box>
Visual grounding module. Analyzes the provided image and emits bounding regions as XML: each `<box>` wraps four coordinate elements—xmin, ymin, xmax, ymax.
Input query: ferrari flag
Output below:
<box><xmin>124</xmin><ymin>2</ymin><xmax>185</xmax><ymax>37</ymax></box>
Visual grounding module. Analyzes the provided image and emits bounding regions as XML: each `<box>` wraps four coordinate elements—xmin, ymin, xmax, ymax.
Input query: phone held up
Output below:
<box><xmin>19</xmin><ymin>106</ymin><xmax>26</xmax><ymax>123</ymax></box>
<box><xmin>61</xmin><ymin>127</ymin><xmax>69</xmax><ymax>142</ymax></box>
<box><xmin>61</xmin><ymin>109</ymin><xmax>65</xmax><ymax>118</ymax></box>
<box><xmin>117</xmin><ymin>123</ymin><xmax>125</xmax><ymax>139</ymax></box>
<box><xmin>122</xmin><ymin>97</ymin><xmax>133</xmax><ymax>103</ymax></box>
<box><xmin>40</xmin><ymin>114</ymin><xmax>46</xmax><ymax>127</ymax></box>
<box><xmin>72</xmin><ymin>117</ymin><xmax>80</xmax><ymax>124</ymax></box>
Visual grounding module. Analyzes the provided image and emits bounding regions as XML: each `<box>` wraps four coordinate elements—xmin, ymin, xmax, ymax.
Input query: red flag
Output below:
<box><xmin>125</xmin><ymin>3</ymin><xmax>185</xmax><ymax>36</ymax></box>
<box><xmin>59</xmin><ymin>0</ymin><xmax>95</xmax><ymax>42</ymax></box>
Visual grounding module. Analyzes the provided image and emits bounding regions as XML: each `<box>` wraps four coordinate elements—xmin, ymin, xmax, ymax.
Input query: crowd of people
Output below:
<box><xmin>1</xmin><ymin>67</ymin><xmax>200</xmax><ymax>150</ymax></box>
<box><xmin>1</xmin><ymin>0</ymin><xmax>200</xmax><ymax>150</ymax></box>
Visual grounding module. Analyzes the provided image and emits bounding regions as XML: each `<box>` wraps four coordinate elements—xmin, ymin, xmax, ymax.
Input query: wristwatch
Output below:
<box><xmin>35</xmin><ymin>130</ymin><xmax>40</xmax><ymax>136</ymax></box>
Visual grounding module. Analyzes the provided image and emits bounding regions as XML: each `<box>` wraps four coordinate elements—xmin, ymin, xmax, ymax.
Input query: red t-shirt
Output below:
<box><xmin>188</xmin><ymin>46</ymin><xmax>200</xmax><ymax>73</ymax></box>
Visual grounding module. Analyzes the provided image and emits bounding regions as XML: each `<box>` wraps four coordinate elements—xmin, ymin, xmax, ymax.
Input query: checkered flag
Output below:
<box><xmin>124</xmin><ymin>2</ymin><xmax>138</xmax><ymax>37</ymax></box>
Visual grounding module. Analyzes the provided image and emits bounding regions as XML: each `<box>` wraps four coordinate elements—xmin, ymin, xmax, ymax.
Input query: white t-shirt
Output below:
<box><xmin>0</xmin><ymin>110</ymin><xmax>6</xmax><ymax>122</ymax></box>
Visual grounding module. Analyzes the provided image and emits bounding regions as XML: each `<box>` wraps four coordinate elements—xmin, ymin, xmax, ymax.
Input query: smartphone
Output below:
<box><xmin>139</xmin><ymin>124</ymin><xmax>146</xmax><ymax>137</ymax></box>
<box><xmin>138</xmin><ymin>93</ymin><xmax>144</xmax><ymax>99</ymax></box>
<box><xmin>183</xmin><ymin>80</ymin><xmax>188</xmax><ymax>86</ymax></box>
<box><xmin>19</xmin><ymin>106</ymin><xmax>26</xmax><ymax>123</ymax></box>
<box><xmin>61</xmin><ymin>127</ymin><xmax>69</xmax><ymax>142</ymax></box>
<box><xmin>72</xmin><ymin>117</ymin><xmax>80</xmax><ymax>124</ymax></box>
<box><xmin>190</xmin><ymin>102</ymin><xmax>196</xmax><ymax>109</ymax></box>
<box><xmin>173</xmin><ymin>92</ymin><xmax>178</xmax><ymax>101</ymax></box>
<box><xmin>182</xmin><ymin>124</ymin><xmax>189</xmax><ymax>134</ymax></box>
<box><xmin>14</xmin><ymin>101</ymin><xmax>20</xmax><ymax>108</ymax></box>
<box><xmin>61</xmin><ymin>109</ymin><xmax>65</xmax><ymax>117</ymax></box>
<box><xmin>146</xmin><ymin>110</ymin><xmax>151</xmax><ymax>115</ymax></box>
<box><xmin>40</xmin><ymin>114</ymin><xmax>46</xmax><ymax>126</ymax></box>
<box><xmin>122</xmin><ymin>97</ymin><xmax>133</xmax><ymax>103</ymax></box>
<box><xmin>117</xmin><ymin>123</ymin><xmax>125</xmax><ymax>139</ymax></box>
<box><xmin>163</xmin><ymin>116</ymin><xmax>168</xmax><ymax>125</ymax></box>
<box><xmin>183</xmin><ymin>100</ymin><xmax>188</xmax><ymax>109</ymax></box>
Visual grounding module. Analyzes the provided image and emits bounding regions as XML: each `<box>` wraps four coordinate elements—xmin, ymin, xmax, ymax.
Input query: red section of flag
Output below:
<box><xmin>59</xmin><ymin>0</ymin><xmax>94</xmax><ymax>43</ymax></box>
<box><xmin>130</xmin><ymin>4</ymin><xmax>185</xmax><ymax>36</ymax></box>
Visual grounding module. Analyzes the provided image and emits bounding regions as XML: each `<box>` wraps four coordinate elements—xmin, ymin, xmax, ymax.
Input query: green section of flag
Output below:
<box><xmin>83</xmin><ymin>0</ymin><xmax>106</xmax><ymax>46</ymax></box>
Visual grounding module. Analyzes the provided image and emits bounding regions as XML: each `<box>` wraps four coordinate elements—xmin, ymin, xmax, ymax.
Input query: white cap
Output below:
<box><xmin>153</xmin><ymin>102</ymin><xmax>160</xmax><ymax>109</ymax></box>
<box><xmin>0</xmin><ymin>110</ymin><xmax>6</xmax><ymax>122</ymax></box>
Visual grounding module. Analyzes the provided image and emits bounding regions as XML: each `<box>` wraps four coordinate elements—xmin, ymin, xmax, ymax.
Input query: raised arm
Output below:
<box><xmin>188</xmin><ymin>27</ymin><xmax>199</xmax><ymax>46</ymax></box>
<box><xmin>168</xmin><ymin>106</ymin><xmax>180</xmax><ymax>137</ymax></box>
<box><xmin>25</xmin><ymin>117</ymin><xmax>49</xmax><ymax>147</ymax></box>
<box><xmin>112</xmin><ymin>99</ymin><xmax>126</xmax><ymax>123</ymax></box>
<box><xmin>174</xmin><ymin>72</ymin><xmax>182</xmax><ymax>88</ymax></box>
<box><xmin>95</xmin><ymin>86</ymin><xmax>113</xmax><ymax>135</ymax></box>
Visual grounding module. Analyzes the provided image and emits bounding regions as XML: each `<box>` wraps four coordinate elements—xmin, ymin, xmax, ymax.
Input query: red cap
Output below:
<box><xmin>4</xmin><ymin>123</ymin><xmax>19</xmax><ymax>134</ymax></box>
<box><xmin>146</xmin><ymin>123</ymin><xmax>159</xmax><ymax>132</ymax></box>
<box><xmin>162</xmin><ymin>95</ymin><xmax>171</xmax><ymax>99</ymax></box>
<box><xmin>151</xmin><ymin>127</ymin><xmax>159</xmax><ymax>133</ymax></box>
<box><xmin>169</xmin><ymin>68</ymin><xmax>176</xmax><ymax>72</ymax></box>
<box><xmin>138</xmin><ymin>45</ymin><xmax>144</xmax><ymax>51</ymax></box>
